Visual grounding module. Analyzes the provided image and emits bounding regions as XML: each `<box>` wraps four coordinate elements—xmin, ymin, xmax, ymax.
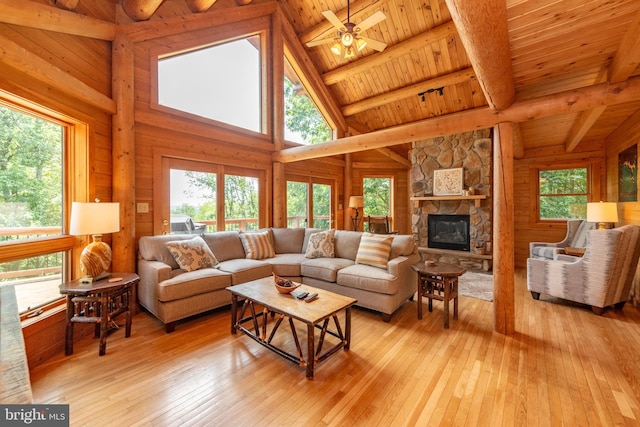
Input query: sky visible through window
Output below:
<box><xmin>158</xmin><ymin>37</ymin><xmax>261</xmax><ymax>132</ymax></box>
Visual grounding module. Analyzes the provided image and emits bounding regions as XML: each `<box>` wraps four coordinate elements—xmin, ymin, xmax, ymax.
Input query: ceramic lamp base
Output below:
<box><xmin>80</xmin><ymin>235</ymin><xmax>112</xmax><ymax>279</ymax></box>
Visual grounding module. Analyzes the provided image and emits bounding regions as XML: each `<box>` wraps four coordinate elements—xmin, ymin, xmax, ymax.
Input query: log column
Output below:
<box><xmin>493</xmin><ymin>122</ymin><xmax>515</xmax><ymax>334</ymax></box>
<box><xmin>111</xmin><ymin>35</ymin><xmax>136</xmax><ymax>273</ymax></box>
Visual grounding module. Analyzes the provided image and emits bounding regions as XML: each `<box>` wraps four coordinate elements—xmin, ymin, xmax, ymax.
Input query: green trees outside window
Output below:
<box><xmin>538</xmin><ymin>167</ymin><xmax>588</xmax><ymax>220</ymax></box>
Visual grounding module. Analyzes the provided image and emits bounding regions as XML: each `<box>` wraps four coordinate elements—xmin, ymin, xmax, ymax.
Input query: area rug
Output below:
<box><xmin>458</xmin><ymin>271</ymin><xmax>494</xmax><ymax>302</ymax></box>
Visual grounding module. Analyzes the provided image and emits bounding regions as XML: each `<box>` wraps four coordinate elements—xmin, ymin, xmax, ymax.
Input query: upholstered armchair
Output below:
<box><xmin>529</xmin><ymin>219</ymin><xmax>595</xmax><ymax>260</ymax></box>
<box><xmin>527</xmin><ymin>224</ymin><xmax>640</xmax><ymax>314</ymax></box>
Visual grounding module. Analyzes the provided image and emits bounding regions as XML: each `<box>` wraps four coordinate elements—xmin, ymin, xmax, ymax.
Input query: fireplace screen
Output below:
<box><xmin>428</xmin><ymin>214</ymin><xmax>470</xmax><ymax>251</ymax></box>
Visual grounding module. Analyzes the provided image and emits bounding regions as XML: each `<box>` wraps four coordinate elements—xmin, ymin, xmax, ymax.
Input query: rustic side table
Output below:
<box><xmin>59</xmin><ymin>273</ymin><xmax>139</xmax><ymax>356</ymax></box>
<box><xmin>411</xmin><ymin>262</ymin><xmax>465</xmax><ymax>328</ymax></box>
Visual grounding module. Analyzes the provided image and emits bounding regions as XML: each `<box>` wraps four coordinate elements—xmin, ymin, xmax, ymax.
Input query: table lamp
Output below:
<box><xmin>349</xmin><ymin>196</ymin><xmax>364</xmax><ymax>231</ymax></box>
<box><xmin>70</xmin><ymin>199</ymin><xmax>120</xmax><ymax>283</ymax></box>
<box><xmin>586</xmin><ymin>201</ymin><xmax>618</xmax><ymax>230</ymax></box>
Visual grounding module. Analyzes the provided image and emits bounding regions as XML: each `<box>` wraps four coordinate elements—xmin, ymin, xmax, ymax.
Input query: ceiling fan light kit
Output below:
<box><xmin>306</xmin><ymin>0</ymin><xmax>386</xmax><ymax>60</ymax></box>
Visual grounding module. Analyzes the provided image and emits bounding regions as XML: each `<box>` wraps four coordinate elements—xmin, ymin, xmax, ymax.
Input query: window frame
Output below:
<box><xmin>529</xmin><ymin>159</ymin><xmax>600</xmax><ymax>227</ymax></box>
<box><xmin>285</xmin><ymin>175</ymin><xmax>335</xmax><ymax>229</ymax></box>
<box><xmin>362</xmin><ymin>175</ymin><xmax>395</xmax><ymax>230</ymax></box>
<box><xmin>0</xmin><ymin>91</ymin><xmax>89</xmax><ymax>318</ymax></box>
<box><xmin>150</xmin><ymin>18</ymin><xmax>270</xmax><ymax>139</ymax></box>
<box><xmin>158</xmin><ymin>157</ymin><xmax>267</xmax><ymax>234</ymax></box>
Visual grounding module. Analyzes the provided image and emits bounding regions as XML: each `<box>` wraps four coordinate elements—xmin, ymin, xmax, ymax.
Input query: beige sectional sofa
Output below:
<box><xmin>137</xmin><ymin>228</ymin><xmax>420</xmax><ymax>331</ymax></box>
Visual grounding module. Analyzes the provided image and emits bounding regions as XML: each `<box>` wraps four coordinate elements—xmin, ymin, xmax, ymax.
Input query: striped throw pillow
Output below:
<box><xmin>239</xmin><ymin>231</ymin><xmax>275</xmax><ymax>260</ymax></box>
<box><xmin>355</xmin><ymin>233</ymin><xmax>393</xmax><ymax>269</ymax></box>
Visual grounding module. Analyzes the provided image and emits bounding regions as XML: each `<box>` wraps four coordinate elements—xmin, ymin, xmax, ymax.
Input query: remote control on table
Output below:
<box><xmin>304</xmin><ymin>293</ymin><xmax>318</xmax><ymax>303</ymax></box>
<box><xmin>292</xmin><ymin>291</ymin><xmax>308</xmax><ymax>299</ymax></box>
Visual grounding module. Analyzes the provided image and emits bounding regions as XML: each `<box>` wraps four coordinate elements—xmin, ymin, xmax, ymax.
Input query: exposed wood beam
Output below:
<box><xmin>0</xmin><ymin>0</ymin><xmax>117</xmax><ymax>41</ymax></box>
<box><xmin>609</xmin><ymin>8</ymin><xmax>640</xmax><ymax>84</ymax></box>
<box><xmin>123</xmin><ymin>2</ymin><xmax>277</xmax><ymax>42</ymax></box>
<box><xmin>565</xmin><ymin>105</ymin><xmax>607</xmax><ymax>153</ymax></box>
<box><xmin>445</xmin><ymin>0</ymin><xmax>515</xmax><ymax>110</ymax></box>
<box><xmin>512</xmin><ymin>122</ymin><xmax>524</xmax><ymax>159</ymax></box>
<box><xmin>54</xmin><ymin>0</ymin><xmax>80</xmax><ymax>10</ymax></box>
<box><xmin>235</xmin><ymin>0</ymin><xmax>254</xmax><ymax>5</ymax></box>
<box><xmin>0</xmin><ymin>34</ymin><xmax>116</xmax><ymax>114</ymax></box>
<box><xmin>122</xmin><ymin>0</ymin><xmax>165</xmax><ymax>21</ymax></box>
<box><xmin>493</xmin><ymin>122</ymin><xmax>515</xmax><ymax>335</ymax></box>
<box><xmin>321</xmin><ymin>22</ymin><xmax>458</xmax><ymax>86</ymax></box>
<box><xmin>273</xmin><ymin>76</ymin><xmax>640</xmax><ymax>163</ymax></box>
<box><xmin>111</xmin><ymin>35</ymin><xmax>136</xmax><ymax>273</ymax></box>
<box><xmin>342</xmin><ymin>68</ymin><xmax>476</xmax><ymax>116</ymax></box>
<box><xmin>185</xmin><ymin>0</ymin><xmax>218</xmax><ymax>13</ymax></box>
<box><xmin>375</xmin><ymin>148</ymin><xmax>411</xmax><ymax>167</ymax></box>
<box><xmin>300</xmin><ymin>0</ymin><xmax>383</xmax><ymax>45</ymax></box>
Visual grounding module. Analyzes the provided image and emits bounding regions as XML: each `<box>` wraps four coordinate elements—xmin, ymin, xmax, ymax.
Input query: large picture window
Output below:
<box><xmin>0</xmin><ymin>100</ymin><xmax>85</xmax><ymax>316</ymax></box>
<box><xmin>158</xmin><ymin>35</ymin><xmax>263</xmax><ymax>133</ymax></box>
<box><xmin>168</xmin><ymin>160</ymin><xmax>264</xmax><ymax>232</ymax></box>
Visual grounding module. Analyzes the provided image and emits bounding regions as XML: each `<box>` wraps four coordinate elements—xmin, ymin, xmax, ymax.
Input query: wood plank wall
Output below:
<box><xmin>513</xmin><ymin>142</ymin><xmax>606</xmax><ymax>267</ymax></box>
<box><xmin>0</xmin><ymin>0</ymin><xmax>115</xmax><ymax>367</ymax></box>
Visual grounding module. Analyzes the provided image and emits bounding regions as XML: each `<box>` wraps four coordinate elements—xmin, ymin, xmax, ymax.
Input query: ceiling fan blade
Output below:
<box><xmin>355</xmin><ymin>11</ymin><xmax>386</xmax><ymax>33</ymax></box>
<box><xmin>306</xmin><ymin>37</ymin><xmax>338</xmax><ymax>48</ymax></box>
<box><xmin>321</xmin><ymin>10</ymin><xmax>346</xmax><ymax>32</ymax></box>
<box><xmin>360</xmin><ymin>36</ymin><xmax>387</xmax><ymax>52</ymax></box>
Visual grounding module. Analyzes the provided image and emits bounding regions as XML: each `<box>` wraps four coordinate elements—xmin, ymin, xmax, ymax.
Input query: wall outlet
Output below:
<box><xmin>137</xmin><ymin>202</ymin><xmax>149</xmax><ymax>213</ymax></box>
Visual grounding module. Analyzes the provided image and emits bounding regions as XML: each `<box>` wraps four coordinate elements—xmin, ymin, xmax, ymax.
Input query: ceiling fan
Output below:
<box><xmin>306</xmin><ymin>1</ymin><xmax>387</xmax><ymax>61</ymax></box>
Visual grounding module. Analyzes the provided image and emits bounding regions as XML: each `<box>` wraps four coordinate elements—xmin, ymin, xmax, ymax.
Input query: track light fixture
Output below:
<box><xmin>418</xmin><ymin>87</ymin><xmax>445</xmax><ymax>101</ymax></box>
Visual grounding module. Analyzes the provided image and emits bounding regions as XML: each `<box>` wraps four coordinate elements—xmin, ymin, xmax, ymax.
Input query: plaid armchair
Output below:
<box><xmin>527</xmin><ymin>225</ymin><xmax>640</xmax><ymax>314</ymax></box>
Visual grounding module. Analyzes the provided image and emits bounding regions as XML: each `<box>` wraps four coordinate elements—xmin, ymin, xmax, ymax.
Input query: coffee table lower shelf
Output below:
<box><xmin>228</xmin><ymin>280</ymin><xmax>356</xmax><ymax>380</ymax></box>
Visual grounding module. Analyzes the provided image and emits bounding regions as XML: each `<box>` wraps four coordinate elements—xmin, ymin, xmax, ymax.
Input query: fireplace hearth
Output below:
<box><xmin>428</xmin><ymin>214</ymin><xmax>470</xmax><ymax>252</ymax></box>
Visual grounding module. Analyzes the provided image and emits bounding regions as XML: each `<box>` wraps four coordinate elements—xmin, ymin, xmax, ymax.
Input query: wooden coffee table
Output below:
<box><xmin>412</xmin><ymin>262</ymin><xmax>465</xmax><ymax>328</ymax></box>
<box><xmin>227</xmin><ymin>278</ymin><xmax>357</xmax><ymax>379</ymax></box>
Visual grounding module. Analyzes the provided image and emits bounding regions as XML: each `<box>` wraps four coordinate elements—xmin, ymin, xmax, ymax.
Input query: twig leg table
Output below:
<box><xmin>412</xmin><ymin>262</ymin><xmax>465</xmax><ymax>328</ymax></box>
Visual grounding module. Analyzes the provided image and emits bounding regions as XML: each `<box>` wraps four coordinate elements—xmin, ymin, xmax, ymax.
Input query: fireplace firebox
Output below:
<box><xmin>428</xmin><ymin>214</ymin><xmax>470</xmax><ymax>252</ymax></box>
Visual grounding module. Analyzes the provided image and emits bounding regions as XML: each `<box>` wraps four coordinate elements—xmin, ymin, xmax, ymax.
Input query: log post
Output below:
<box><xmin>111</xmin><ymin>35</ymin><xmax>136</xmax><ymax>273</ymax></box>
<box><xmin>493</xmin><ymin>122</ymin><xmax>515</xmax><ymax>335</ymax></box>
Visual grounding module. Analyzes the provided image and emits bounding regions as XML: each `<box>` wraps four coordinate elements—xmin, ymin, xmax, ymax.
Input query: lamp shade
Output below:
<box><xmin>349</xmin><ymin>196</ymin><xmax>364</xmax><ymax>209</ymax></box>
<box><xmin>70</xmin><ymin>201</ymin><xmax>120</xmax><ymax>236</ymax></box>
<box><xmin>586</xmin><ymin>202</ymin><xmax>618</xmax><ymax>224</ymax></box>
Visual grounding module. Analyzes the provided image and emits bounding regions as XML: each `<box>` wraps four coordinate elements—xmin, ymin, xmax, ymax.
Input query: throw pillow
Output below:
<box><xmin>165</xmin><ymin>236</ymin><xmax>219</xmax><ymax>272</ymax></box>
<box><xmin>239</xmin><ymin>230</ymin><xmax>275</xmax><ymax>260</ymax></box>
<box><xmin>355</xmin><ymin>233</ymin><xmax>393</xmax><ymax>269</ymax></box>
<box><xmin>305</xmin><ymin>229</ymin><xmax>335</xmax><ymax>258</ymax></box>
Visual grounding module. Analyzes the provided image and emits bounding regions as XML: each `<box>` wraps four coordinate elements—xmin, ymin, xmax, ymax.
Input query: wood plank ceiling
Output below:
<box><xmin>74</xmin><ymin>0</ymin><xmax>640</xmax><ymax>157</ymax></box>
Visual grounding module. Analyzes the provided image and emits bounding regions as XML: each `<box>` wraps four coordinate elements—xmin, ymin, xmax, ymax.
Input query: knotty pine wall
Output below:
<box><xmin>513</xmin><ymin>142</ymin><xmax>607</xmax><ymax>267</ymax></box>
<box><xmin>0</xmin><ymin>0</ymin><xmax>116</xmax><ymax>367</ymax></box>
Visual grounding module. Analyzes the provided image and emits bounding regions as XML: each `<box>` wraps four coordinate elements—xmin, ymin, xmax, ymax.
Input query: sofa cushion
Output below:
<box><xmin>157</xmin><ymin>268</ymin><xmax>231</xmax><ymax>302</ymax></box>
<box><xmin>270</xmin><ymin>228</ymin><xmax>305</xmax><ymax>254</ymax></box>
<box><xmin>305</xmin><ymin>229</ymin><xmax>335</xmax><ymax>258</ymax></box>
<box><xmin>165</xmin><ymin>236</ymin><xmax>219</xmax><ymax>272</ymax></box>
<box><xmin>239</xmin><ymin>231</ymin><xmax>275</xmax><ymax>260</ymax></box>
<box><xmin>264</xmin><ymin>253</ymin><xmax>307</xmax><ymax>277</ymax></box>
<box><xmin>216</xmin><ymin>258</ymin><xmax>273</xmax><ymax>284</ymax></box>
<box><xmin>337</xmin><ymin>264</ymin><xmax>398</xmax><ymax>295</ymax></box>
<box><xmin>203</xmin><ymin>231</ymin><xmax>246</xmax><ymax>262</ymax></box>
<box><xmin>355</xmin><ymin>233</ymin><xmax>393</xmax><ymax>269</ymax></box>
<box><xmin>301</xmin><ymin>257</ymin><xmax>354</xmax><ymax>282</ymax></box>
<box><xmin>302</xmin><ymin>228</ymin><xmax>324</xmax><ymax>253</ymax></box>
<box><xmin>334</xmin><ymin>230</ymin><xmax>362</xmax><ymax>261</ymax></box>
<box><xmin>138</xmin><ymin>234</ymin><xmax>194</xmax><ymax>269</ymax></box>
<box><xmin>390</xmin><ymin>234</ymin><xmax>416</xmax><ymax>259</ymax></box>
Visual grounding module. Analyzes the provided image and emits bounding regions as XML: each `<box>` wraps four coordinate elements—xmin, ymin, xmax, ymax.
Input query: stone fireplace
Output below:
<box><xmin>411</xmin><ymin>129</ymin><xmax>492</xmax><ymax>270</ymax></box>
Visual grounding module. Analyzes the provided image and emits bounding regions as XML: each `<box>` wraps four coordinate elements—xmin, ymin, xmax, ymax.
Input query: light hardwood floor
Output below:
<box><xmin>30</xmin><ymin>269</ymin><xmax>640</xmax><ymax>426</ymax></box>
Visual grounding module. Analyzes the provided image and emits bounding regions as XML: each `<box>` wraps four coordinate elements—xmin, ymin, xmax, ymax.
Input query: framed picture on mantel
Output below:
<box><xmin>433</xmin><ymin>167</ymin><xmax>464</xmax><ymax>196</ymax></box>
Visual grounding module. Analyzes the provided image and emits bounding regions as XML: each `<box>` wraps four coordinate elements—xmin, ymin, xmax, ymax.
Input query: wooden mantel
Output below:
<box><xmin>411</xmin><ymin>194</ymin><xmax>487</xmax><ymax>208</ymax></box>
